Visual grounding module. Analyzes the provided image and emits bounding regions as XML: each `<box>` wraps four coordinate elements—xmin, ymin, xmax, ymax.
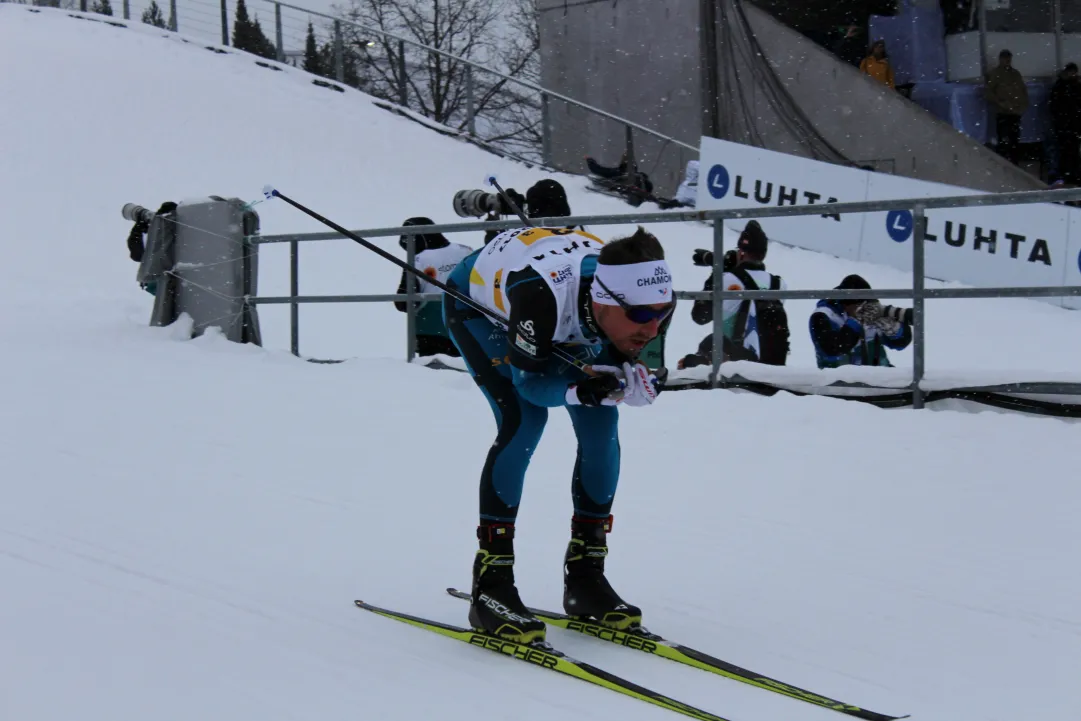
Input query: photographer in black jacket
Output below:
<box><xmin>678</xmin><ymin>221</ymin><xmax>789</xmax><ymax>368</ymax></box>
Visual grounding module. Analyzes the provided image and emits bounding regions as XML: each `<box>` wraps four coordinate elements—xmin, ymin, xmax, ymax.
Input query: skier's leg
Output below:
<box><xmin>566</xmin><ymin>403</ymin><xmax>620</xmax><ymax>519</ymax></box>
<box><xmin>444</xmin><ymin>288</ymin><xmax>548</xmax><ymax>643</ymax></box>
<box><xmin>562</xmin><ymin>405</ymin><xmax>641</xmax><ymax>630</ymax></box>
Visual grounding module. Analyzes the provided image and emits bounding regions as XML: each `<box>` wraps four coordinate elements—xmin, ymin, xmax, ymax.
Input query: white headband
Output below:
<box><xmin>591</xmin><ymin>260</ymin><xmax>673</xmax><ymax>306</ymax></box>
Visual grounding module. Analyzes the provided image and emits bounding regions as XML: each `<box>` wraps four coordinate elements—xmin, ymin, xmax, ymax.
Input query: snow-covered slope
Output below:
<box><xmin>1</xmin><ymin>7</ymin><xmax>1079</xmax><ymax>721</ymax></box>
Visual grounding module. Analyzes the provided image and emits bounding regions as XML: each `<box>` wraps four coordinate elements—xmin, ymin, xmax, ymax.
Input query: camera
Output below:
<box><xmin>121</xmin><ymin>203</ymin><xmax>157</xmax><ymax>226</ymax></box>
<box><xmin>452</xmin><ymin>189</ymin><xmax>505</xmax><ymax>218</ymax></box>
<box><xmin>452</xmin><ymin>188</ymin><xmax>527</xmax><ymax>218</ymax></box>
<box><xmin>881</xmin><ymin>304</ymin><xmax>914</xmax><ymax>326</ymax></box>
<box><xmin>692</xmin><ymin>248</ymin><xmax>738</xmax><ymax>273</ymax></box>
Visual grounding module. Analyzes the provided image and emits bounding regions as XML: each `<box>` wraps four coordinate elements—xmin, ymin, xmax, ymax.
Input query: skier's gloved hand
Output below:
<box><xmin>621</xmin><ymin>362</ymin><xmax>662</xmax><ymax>407</ymax></box>
<box><xmin>566</xmin><ymin>372</ymin><xmax>625</xmax><ymax>407</ymax></box>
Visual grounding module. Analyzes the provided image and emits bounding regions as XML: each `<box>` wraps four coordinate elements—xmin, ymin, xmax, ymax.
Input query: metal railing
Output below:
<box><xmin>247</xmin><ymin>185</ymin><xmax>1081</xmax><ymax>410</ymax></box>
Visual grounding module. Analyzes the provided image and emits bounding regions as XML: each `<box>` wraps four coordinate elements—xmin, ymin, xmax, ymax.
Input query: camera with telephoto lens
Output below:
<box><xmin>880</xmin><ymin>304</ymin><xmax>914</xmax><ymax>326</ymax></box>
<box><xmin>452</xmin><ymin>189</ymin><xmax>504</xmax><ymax>218</ymax></box>
<box><xmin>692</xmin><ymin>248</ymin><xmax>738</xmax><ymax>273</ymax></box>
<box><xmin>121</xmin><ymin>203</ymin><xmax>157</xmax><ymax>226</ymax></box>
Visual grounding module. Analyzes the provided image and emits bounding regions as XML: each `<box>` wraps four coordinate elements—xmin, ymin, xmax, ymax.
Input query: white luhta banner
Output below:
<box><xmin>695</xmin><ymin>136</ymin><xmax>1080</xmax><ymax>309</ymax></box>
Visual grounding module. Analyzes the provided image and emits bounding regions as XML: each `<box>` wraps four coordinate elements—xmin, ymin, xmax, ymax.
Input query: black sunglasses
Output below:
<box><xmin>594</xmin><ymin>277</ymin><xmax>676</xmax><ymax>324</ymax></box>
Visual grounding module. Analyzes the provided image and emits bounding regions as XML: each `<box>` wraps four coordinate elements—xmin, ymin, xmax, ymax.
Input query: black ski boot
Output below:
<box><xmin>563</xmin><ymin>515</ymin><xmax>642</xmax><ymax>630</ymax></box>
<box><xmin>468</xmin><ymin>522</ymin><xmax>547</xmax><ymax>644</ymax></box>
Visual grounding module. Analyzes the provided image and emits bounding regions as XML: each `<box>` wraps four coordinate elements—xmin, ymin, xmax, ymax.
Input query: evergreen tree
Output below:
<box><xmin>231</xmin><ymin>0</ymin><xmax>252</xmax><ymax>49</ymax></box>
<box><xmin>91</xmin><ymin>0</ymin><xmax>113</xmax><ymax>16</ymax></box>
<box><xmin>232</xmin><ymin>0</ymin><xmax>276</xmax><ymax>59</ymax></box>
<box><xmin>317</xmin><ymin>39</ymin><xmax>362</xmax><ymax>89</ymax></box>
<box><xmin>141</xmin><ymin>0</ymin><xmax>166</xmax><ymax>28</ymax></box>
<box><xmin>302</xmin><ymin>21</ymin><xmax>323</xmax><ymax>76</ymax></box>
<box><xmin>250</xmin><ymin>15</ymin><xmax>277</xmax><ymax>60</ymax></box>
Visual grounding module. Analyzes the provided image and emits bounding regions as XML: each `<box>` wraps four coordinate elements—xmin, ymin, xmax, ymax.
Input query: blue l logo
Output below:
<box><xmin>886</xmin><ymin>210</ymin><xmax>913</xmax><ymax>243</ymax></box>
<box><xmin>707</xmin><ymin>164</ymin><xmax>730</xmax><ymax>200</ymax></box>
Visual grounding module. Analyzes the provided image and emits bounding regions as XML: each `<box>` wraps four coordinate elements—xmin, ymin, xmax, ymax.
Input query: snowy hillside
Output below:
<box><xmin>1</xmin><ymin>7</ymin><xmax>1079</xmax><ymax>721</ymax></box>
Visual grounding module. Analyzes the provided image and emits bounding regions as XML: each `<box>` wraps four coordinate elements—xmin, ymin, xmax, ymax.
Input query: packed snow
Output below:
<box><xmin>1</xmin><ymin>7</ymin><xmax>1078</xmax><ymax>721</ymax></box>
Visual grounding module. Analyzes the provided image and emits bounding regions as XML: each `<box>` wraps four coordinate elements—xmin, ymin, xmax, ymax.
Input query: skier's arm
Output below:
<box><xmin>505</xmin><ymin>269</ymin><xmax>575</xmax><ymax>407</ymax></box>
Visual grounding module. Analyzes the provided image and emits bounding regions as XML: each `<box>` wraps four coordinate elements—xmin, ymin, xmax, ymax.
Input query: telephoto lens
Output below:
<box><xmin>452</xmin><ymin>189</ymin><xmax>500</xmax><ymax>218</ymax></box>
<box><xmin>121</xmin><ymin>203</ymin><xmax>156</xmax><ymax>225</ymax></box>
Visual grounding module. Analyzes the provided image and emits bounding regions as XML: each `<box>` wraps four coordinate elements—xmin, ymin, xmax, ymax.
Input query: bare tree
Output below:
<box><xmin>330</xmin><ymin>0</ymin><xmax>543</xmax><ymax>160</ymax></box>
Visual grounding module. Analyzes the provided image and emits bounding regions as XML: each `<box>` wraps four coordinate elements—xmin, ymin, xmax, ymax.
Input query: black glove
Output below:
<box><xmin>127</xmin><ymin>224</ymin><xmax>146</xmax><ymax>262</ymax></box>
<box><xmin>569</xmin><ymin>374</ymin><xmax>625</xmax><ymax>407</ymax></box>
<box><xmin>499</xmin><ymin>189</ymin><xmax>527</xmax><ymax>217</ymax></box>
<box><xmin>156</xmin><ymin>201</ymin><xmax>178</xmax><ymax>215</ymax></box>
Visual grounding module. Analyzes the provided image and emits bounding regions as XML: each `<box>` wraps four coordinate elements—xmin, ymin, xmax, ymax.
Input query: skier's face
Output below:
<box><xmin>594</xmin><ymin>302</ymin><xmax>669</xmax><ymax>357</ymax></box>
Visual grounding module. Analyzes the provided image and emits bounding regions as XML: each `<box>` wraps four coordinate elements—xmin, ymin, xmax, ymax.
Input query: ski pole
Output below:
<box><xmin>485</xmin><ymin>175</ymin><xmax>531</xmax><ymax>227</ymax></box>
<box><xmin>262</xmin><ymin>186</ymin><xmax>592</xmax><ymax>373</ymax></box>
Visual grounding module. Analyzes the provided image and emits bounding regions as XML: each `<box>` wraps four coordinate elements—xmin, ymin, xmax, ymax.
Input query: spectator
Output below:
<box><xmin>678</xmin><ymin>221</ymin><xmax>790</xmax><ymax>369</ymax></box>
<box><xmin>125</xmin><ymin>200</ymin><xmax>177</xmax><ymax>296</ymax></box>
<box><xmin>859</xmin><ymin>40</ymin><xmax>896</xmax><ymax>90</ymax></box>
<box><xmin>479</xmin><ymin>178</ymin><xmax>574</xmax><ymax>245</ymax></box>
<box><xmin>1049</xmin><ymin>63</ymin><xmax>1081</xmax><ymax>185</ymax></box>
<box><xmin>674</xmin><ymin>159</ymin><xmax>699</xmax><ymax>208</ymax></box>
<box><xmin>395</xmin><ymin>216</ymin><xmax>473</xmax><ymax>358</ymax></box>
<box><xmin>985</xmin><ymin>49</ymin><xmax>1029</xmax><ymax>165</ymax></box>
<box><xmin>586</xmin><ymin>153</ymin><xmax>654</xmax><ymax>194</ymax></box>
<box><xmin>809</xmin><ymin>274</ymin><xmax>912</xmax><ymax>368</ymax></box>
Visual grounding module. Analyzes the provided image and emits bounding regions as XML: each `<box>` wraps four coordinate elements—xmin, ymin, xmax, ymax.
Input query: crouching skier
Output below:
<box><xmin>442</xmin><ymin>224</ymin><xmax>675</xmax><ymax>644</ymax></box>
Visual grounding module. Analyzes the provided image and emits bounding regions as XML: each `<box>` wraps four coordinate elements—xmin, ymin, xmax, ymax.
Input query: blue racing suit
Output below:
<box><xmin>442</xmin><ymin>249</ymin><xmax>625</xmax><ymax>523</ymax></box>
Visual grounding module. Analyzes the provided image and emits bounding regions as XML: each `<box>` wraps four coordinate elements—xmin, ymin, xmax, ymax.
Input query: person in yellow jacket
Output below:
<box><xmin>984</xmin><ymin>49</ymin><xmax>1029</xmax><ymax>164</ymax></box>
<box><xmin>860</xmin><ymin>40</ymin><xmax>895</xmax><ymax>90</ymax></box>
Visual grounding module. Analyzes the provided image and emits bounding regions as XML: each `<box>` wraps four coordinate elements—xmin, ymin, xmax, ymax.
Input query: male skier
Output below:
<box><xmin>443</xmin><ymin>224</ymin><xmax>674</xmax><ymax>644</ymax></box>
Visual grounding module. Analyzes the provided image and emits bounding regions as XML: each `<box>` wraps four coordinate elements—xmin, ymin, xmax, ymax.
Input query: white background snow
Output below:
<box><xmin>1</xmin><ymin>7</ymin><xmax>1079</xmax><ymax>721</ymax></box>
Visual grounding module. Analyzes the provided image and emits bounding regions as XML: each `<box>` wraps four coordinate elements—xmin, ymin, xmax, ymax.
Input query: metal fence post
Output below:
<box><xmin>220</xmin><ymin>0</ymin><xmax>228</xmax><ymax>45</ymax></box>
<box><xmin>405</xmin><ymin>235</ymin><xmax>417</xmax><ymax>362</ymax></box>
<box><xmin>334</xmin><ymin>20</ymin><xmax>344</xmax><ymax>82</ymax></box>
<box><xmin>912</xmin><ymin>205</ymin><xmax>926</xmax><ymax>409</ymax></box>
<box><xmin>275</xmin><ymin>2</ymin><xmax>284</xmax><ymax>62</ymax></box>
<box><xmin>465</xmin><ymin>65</ymin><xmax>477</xmax><ymax>137</ymax></box>
<box><xmin>541</xmin><ymin>92</ymin><xmax>552</xmax><ymax>166</ymax></box>
<box><xmin>709</xmin><ymin>218</ymin><xmax>724</xmax><ymax>388</ymax></box>
<box><xmin>290</xmin><ymin>238</ymin><xmax>299</xmax><ymax>356</ymax></box>
<box><xmin>397</xmin><ymin>40</ymin><xmax>408</xmax><ymax>105</ymax></box>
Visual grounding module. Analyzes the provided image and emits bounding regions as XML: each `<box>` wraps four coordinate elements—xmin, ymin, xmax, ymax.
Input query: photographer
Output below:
<box><xmin>125</xmin><ymin>200</ymin><xmax>176</xmax><ymax>296</ymax></box>
<box><xmin>453</xmin><ymin>179</ymin><xmax>575</xmax><ymax>244</ymax></box>
<box><xmin>678</xmin><ymin>221</ymin><xmax>790</xmax><ymax>369</ymax></box>
<box><xmin>394</xmin><ymin>216</ymin><xmax>473</xmax><ymax>358</ymax></box>
<box><xmin>810</xmin><ymin>274</ymin><xmax>912</xmax><ymax>368</ymax></box>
